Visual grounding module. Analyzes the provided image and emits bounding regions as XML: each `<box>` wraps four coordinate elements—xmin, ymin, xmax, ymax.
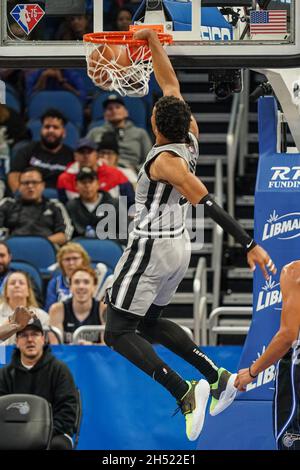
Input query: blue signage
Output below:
<box><xmin>238</xmin><ymin>96</ymin><xmax>300</xmax><ymax>400</ymax></box>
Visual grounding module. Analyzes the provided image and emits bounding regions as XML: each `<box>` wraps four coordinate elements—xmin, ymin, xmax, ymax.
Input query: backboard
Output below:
<box><xmin>0</xmin><ymin>0</ymin><xmax>299</xmax><ymax>68</ymax></box>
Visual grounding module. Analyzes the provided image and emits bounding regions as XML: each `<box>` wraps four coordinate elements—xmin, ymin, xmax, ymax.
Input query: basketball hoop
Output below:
<box><xmin>83</xmin><ymin>26</ymin><xmax>173</xmax><ymax>97</ymax></box>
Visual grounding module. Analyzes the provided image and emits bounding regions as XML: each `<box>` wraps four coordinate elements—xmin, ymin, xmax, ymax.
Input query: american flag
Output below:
<box><xmin>250</xmin><ymin>10</ymin><xmax>287</xmax><ymax>35</ymax></box>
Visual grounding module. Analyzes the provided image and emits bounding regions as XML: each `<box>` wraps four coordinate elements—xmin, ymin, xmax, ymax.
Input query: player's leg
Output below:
<box><xmin>105</xmin><ymin>236</ymin><xmax>210</xmax><ymax>440</ymax></box>
<box><xmin>275</xmin><ymin>351</ymin><xmax>300</xmax><ymax>450</ymax></box>
<box><xmin>138</xmin><ymin>231</ymin><xmax>237</xmax><ymax>415</ymax></box>
<box><xmin>104</xmin><ymin>301</ymin><xmax>210</xmax><ymax>441</ymax></box>
<box><xmin>139</xmin><ymin>306</ymin><xmax>237</xmax><ymax>416</ymax></box>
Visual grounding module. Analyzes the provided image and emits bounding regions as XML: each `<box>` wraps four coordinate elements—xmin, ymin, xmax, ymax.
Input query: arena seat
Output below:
<box><xmin>27</xmin><ymin>119</ymin><xmax>80</xmax><ymax>149</ymax></box>
<box><xmin>28</xmin><ymin>91</ymin><xmax>84</xmax><ymax>130</ymax></box>
<box><xmin>6</xmin><ymin>91</ymin><xmax>21</xmax><ymax>113</ymax></box>
<box><xmin>0</xmin><ymin>394</ymin><xmax>53</xmax><ymax>450</ymax></box>
<box><xmin>73</xmin><ymin>238</ymin><xmax>123</xmax><ymax>271</ymax></box>
<box><xmin>42</xmin><ymin>188</ymin><xmax>59</xmax><ymax>199</ymax></box>
<box><xmin>91</xmin><ymin>92</ymin><xmax>147</xmax><ymax>129</ymax></box>
<box><xmin>7</xmin><ymin>236</ymin><xmax>57</xmax><ymax>276</ymax></box>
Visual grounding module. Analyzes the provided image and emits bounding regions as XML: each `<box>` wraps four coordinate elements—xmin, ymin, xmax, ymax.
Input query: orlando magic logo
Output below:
<box><xmin>10</xmin><ymin>4</ymin><xmax>45</xmax><ymax>35</ymax></box>
<box><xmin>6</xmin><ymin>401</ymin><xmax>30</xmax><ymax>415</ymax></box>
<box><xmin>282</xmin><ymin>432</ymin><xmax>300</xmax><ymax>448</ymax></box>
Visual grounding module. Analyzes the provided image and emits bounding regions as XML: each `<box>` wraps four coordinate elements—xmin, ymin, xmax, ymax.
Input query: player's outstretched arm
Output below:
<box><xmin>151</xmin><ymin>152</ymin><xmax>276</xmax><ymax>279</ymax></box>
<box><xmin>235</xmin><ymin>261</ymin><xmax>300</xmax><ymax>391</ymax></box>
<box><xmin>133</xmin><ymin>29</ymin><xmax>199</xmax><ymax>137</ymax></box>
<box><xmin>133</xmin><ymin>29</ymin><xmax>179</xmax><ymax>98</ymax></box>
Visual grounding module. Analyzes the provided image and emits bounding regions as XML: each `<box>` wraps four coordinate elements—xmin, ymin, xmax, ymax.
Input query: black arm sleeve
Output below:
<box><xmin>199</xmin><ymin>193</ymin><xmax>257</xmax><ymax>252</ymax></box>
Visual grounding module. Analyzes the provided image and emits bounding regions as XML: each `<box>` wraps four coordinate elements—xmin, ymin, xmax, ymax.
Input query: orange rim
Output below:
<box><xmin>83</xmin><ymin>31</ymin><xmax>173</xmax><ymax>46</ymax></box>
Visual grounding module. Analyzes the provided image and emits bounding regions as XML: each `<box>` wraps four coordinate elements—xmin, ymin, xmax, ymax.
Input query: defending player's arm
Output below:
<box><xmin>235</xmin><ymin>261</ymin><xmax>300</xmax><ymax>391</ymax></box>
<box><xmin>133</xmin><ymin>29</ymin><xmax>199</xmax><ymax>138</ymax></box>
<box><xmin>49</xmin><ymin>302</ymin><xmax>65</xmax><ymax>337</ymax></box>
<box><xmin>150</xmin><ymin>152</ymin><xmax>276</xmax><ymax>279</ymax></box>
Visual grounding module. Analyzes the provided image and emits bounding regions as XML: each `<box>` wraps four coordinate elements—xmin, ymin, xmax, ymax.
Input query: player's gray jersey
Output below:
<box><xmin>133</xmin><ymin>132</ymin><xmax>199</xmax><ymax>238</ymax></box>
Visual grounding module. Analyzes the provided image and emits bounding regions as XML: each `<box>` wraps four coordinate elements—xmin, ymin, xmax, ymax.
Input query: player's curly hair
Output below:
<box><xmin>154</xmin><ymin>95</ymin><xmax>191</xmax><ymax>142</ymax></box>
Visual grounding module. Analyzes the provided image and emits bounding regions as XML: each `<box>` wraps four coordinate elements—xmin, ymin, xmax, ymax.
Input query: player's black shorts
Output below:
<box><xmin>274</xmin><ymin>344</ymin><xmax>300</xmax><ymax>450</ymax></box>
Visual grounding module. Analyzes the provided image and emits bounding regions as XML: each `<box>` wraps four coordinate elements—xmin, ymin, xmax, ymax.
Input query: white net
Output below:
<box><xmin>84</xmin><ymin>41</ymin><xmax>153</xmax><ymax>97</ymax></box>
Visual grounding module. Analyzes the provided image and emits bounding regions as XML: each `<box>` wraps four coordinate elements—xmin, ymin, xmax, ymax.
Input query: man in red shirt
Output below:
<box><xmin>57</xmin><ymin>138</ymin><xmax>135</xmax><ymax>206</ymax></box>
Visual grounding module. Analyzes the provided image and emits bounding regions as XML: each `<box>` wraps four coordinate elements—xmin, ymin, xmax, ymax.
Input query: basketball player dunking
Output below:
<box><xmin>104</xmin><ymin>29</ymin><xmax>277</xmax><ymax>441</ymax></box>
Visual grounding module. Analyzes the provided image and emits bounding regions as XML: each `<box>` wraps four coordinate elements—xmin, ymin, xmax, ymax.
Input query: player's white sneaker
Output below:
<box><xmin>178</xmin><ymin>379</ymin><xmax>210</xmax><ymax>441</ymax></box>
<box><xmin>209</xmin><ymin>368</ymin><xmax>237</xmax><ymax>416</ymax></box>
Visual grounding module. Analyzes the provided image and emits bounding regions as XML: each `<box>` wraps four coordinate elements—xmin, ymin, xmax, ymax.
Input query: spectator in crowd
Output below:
<box><xmin>114</xmin><ymin>7</ymin><xmax>133</xmax><ymax>31</ymax></box>
<box><xmin>49</xmin><ymin>267</ymin><xmax>106</xmax><ymax>344</ymax></box>
<box><xmin>0</xmin><ymin>317</ymin><xmax>78</xmax><ymax>450</ymax></box>
<box><xmin>87</xmin><ymin>94</ymin><xmax>152</xmax><ymax>170</ymax></box>
<box><xmin>66</xmin><ymin>167</ymin><xmax>128</xmax><ymax>243</ymax></box>
<box><xmin>25</xmin><ymin>68</ymin><xmax>86</xmax><ymax>103</ymax></box>
<box><xmin>8</xmin><ymin>109</ymin><xmax>74</xmax><ymax>192</ymax></box>
<box><xmin>0</xmin><ymin>167</ymin><xmax>73</xmax><ymax>245</ymax></box>
<box><xmin>45</xmin><ymin>242</ymin><xmax>91</xmax><ymax>311</ymax></box>
<box><xmin>0</xmin><ymin>104</ymin><xmax>29</xmax><ymax>146</ymax></box>
<box><xmin>0</xmin><ymin>271</ymin><xmax>49</xmax><ymax>345</ymax></box>
<box><xmin>0</xmin><ymin>242</ymin><xmax>43</xmax><ymax>304</ymax></box>
<box><xmin>98</xmin><ymin>132</ymin><xmax>138</xmax><ymax>186</ymax></box>
<box><xmin>57</xmin><ymin>137</ymin><xmax>135</xmax><ymax>206</ymax></box>
<box><xmin>0</xmin><ymin>69</ymin><xmax>25</xmax><ymax>104</ymax></box>
<box><xmin>55</xmin><ymin>15</ymin><xmax>92</xmax><ymax>40</ymax></box>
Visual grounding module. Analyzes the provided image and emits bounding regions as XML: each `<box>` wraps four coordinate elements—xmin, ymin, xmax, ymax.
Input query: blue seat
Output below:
<box><xmin>73</xmin><ymin>69</ymin><xmax>98</xmax><ymax>97</ymax></box>
<box><xmin>27</xmin><ymin>119</ymin><xmax>80</xmax><ymax>149</ymax></box>
<box><xmin>6</xmin><ymin>91</ymin><xmax>21</xmax><ymax>113</ymax></box>
<box><xmin>91</xmin><ymin>92</ymin><xmax>147</xmax><ymax>129</ymax></box>
<box><xmin>73</xmin><ymin>238</ymin><xmax>123</xmax><ymax>271</ymax></box>
<box><xmin>28</xmin><ymin>91</ymin><xmax>83</xmax><ymax>130</ymax></box>
<box><xmin>10</xmin><ymin>260</ymin><xmax>43</xmax><ymax>292</ymax></box>
<box><xmin>7</xmin><ymin>236</ymin><xmax>57</xmax><ymax>276</ymax></box>
<box><xmin>43</xmin><ymin>188</ymin><xmax>59</xmax><ymax>199</ymax></box>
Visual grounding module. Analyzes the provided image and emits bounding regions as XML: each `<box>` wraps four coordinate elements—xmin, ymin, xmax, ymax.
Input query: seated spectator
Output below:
<box><xmin>25</xmin><ymin>68</ymin><xmax>86</xmax><ymax>103</ymax></box>
<box><xmin>0</xmin><ymin>317</ymin><xmax>78</xmax><ymax>450</ymax></box>
<box><xmin>45</xmin><ymin>242</ymin><xmax>91</xmax><ymax>311</ymax></box>
<box><xmin>66</xmin><ymin>167</ymin><xmax>128</xmax><ymax>244</ymax></box>
<box><xmin>0</xmin><ymin>167</ymin><xmax>73</xmax><ymax>245</ymax></box>
<box><xmin>55</xmin><ymin>15</ymin><xmax>92</xmax><ymax>40</ymax></box>
<box><xmin>49</xmin><ymin>267</ymin><xmax>106</xmax><ymax>345</ymax></box>
<box><xmin>0</xmin><ymin>69</ymin><xmax>25</xmax><ymax>104</ymax></box>
<box><xmin>114</xmin><ymin>7</ymin><xmax>133</xmax><ymax>31</ymax></box>
<box><xmin>98</xmin><ymin>132</ymin><xmax>138</xmax><ymax>186</ymax></box>
<box><xmin>8</xmin><ymin>109</ymin><xmax>74</xmax><ymax>192</ymax></box>
<box><xmin>0</xmin><ymin>104</ymin><xmax>29</xmax><ymax>147</ymax></box>
<box><xmin>57</xmin><ymin>137</ymin><xmax>135</xmax><ymax>206</ymax></box>
<box><xmin>87</xmin><ymin>94</ymin><xmax>152</xmax><ymax>170</ymax></box>
<box><xmin>0</xmin><ymin>241</ymin><xmax>43</xmax><ymax>305</ymax></box>
<box><xmin>0</xmin><ymin>271</ymin><xmax>49</xmax><ymax>345</ymax></box>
